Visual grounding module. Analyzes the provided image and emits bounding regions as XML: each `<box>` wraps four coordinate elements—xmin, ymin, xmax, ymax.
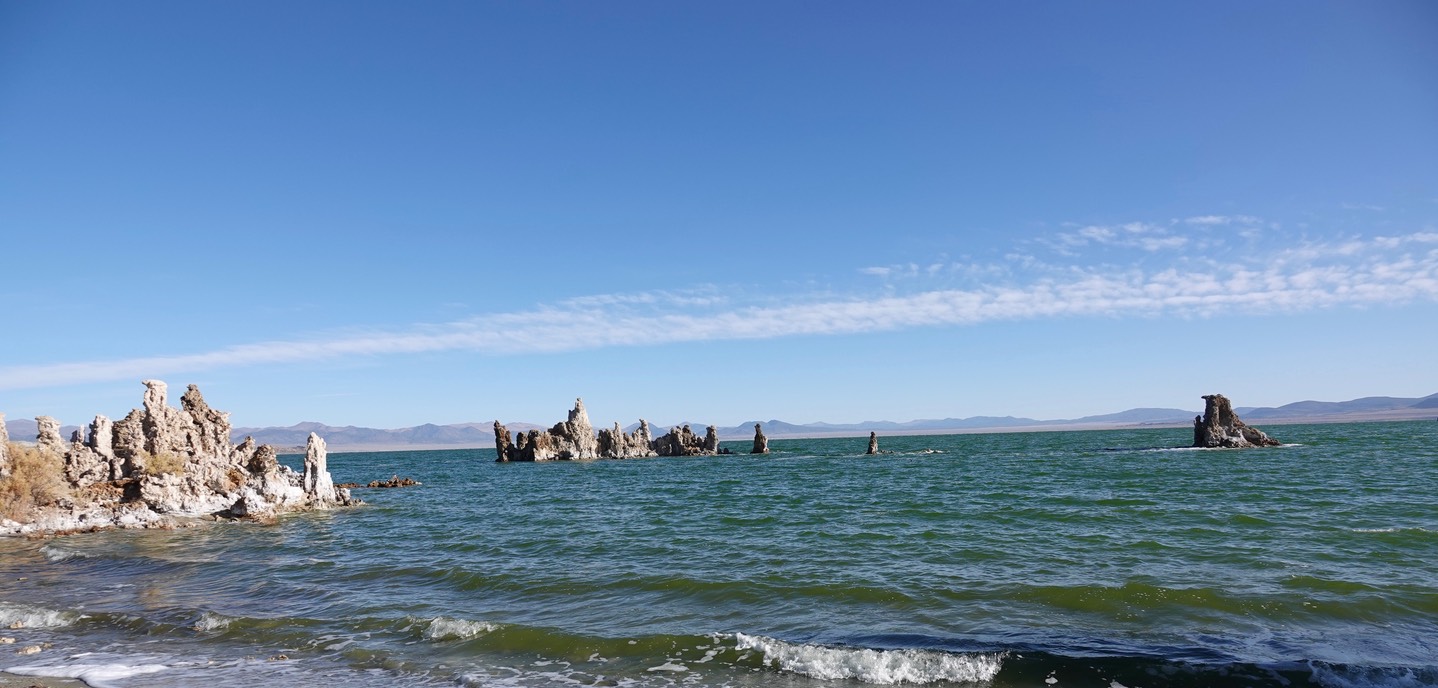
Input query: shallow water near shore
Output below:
<box><xmin>2</xmin><ymin>421</ymin><xmax>1435</xmax><ymax>687</ymax></box>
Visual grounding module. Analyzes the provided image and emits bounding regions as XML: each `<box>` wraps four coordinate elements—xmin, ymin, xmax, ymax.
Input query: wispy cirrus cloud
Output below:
<box><xmin>1041</xmin><ymin>220</ymin><xmax>1195</xmax><ymax>253</ymax></box>
<box><xmin>3</xmin><ymin>225</ymin><xmax>1436</xmax><ymax>391</ymax></box>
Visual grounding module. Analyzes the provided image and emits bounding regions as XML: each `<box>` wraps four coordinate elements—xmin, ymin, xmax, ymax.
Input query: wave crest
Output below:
<box><xmin>424</xmin><ymin>616</ymin><xmax>499</xmax><ymax>641</ymax></box>
<box><xmin>733</xmin><ymin>633</ymin><xmax>1004</xmax><ymax>684</ymax></box>
<box><xmin>0</xmin><ymin>602</ymin><xmax>82</xmax><ymax>629</ymax></box>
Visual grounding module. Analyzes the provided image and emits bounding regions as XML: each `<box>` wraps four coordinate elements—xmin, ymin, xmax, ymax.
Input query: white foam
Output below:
<box><xmin>0</xmin><ymin>602</ymin><xmax>82</xmax><ymax>629</ymax></box>
<box><xmin>646</xmin><ymin>661</ymin><xmax>688</xmax><ymax>672</ymax></box>
<box><xmin>192</xmin><ymin>611</ymin><xmax>232</xmax><ymax>632</ymax></box>
<box><xmin>423</xmin><ymin>616</ymin><xmax>499</xmax><ymax>641</ymax></box>
<box><xmin>733</xmin><ymin>633</ymin><xmax>1005</xmax><ymax>684</ymax></box>
<box><xmin>7</xmin><ymin>661</ymin><xmax>167</xmax><ymax>688</ymax></box>
<box><xmin>41</xmin><ymin>544</ymin><xmax>90</xmax><ymax>562</ymax></box>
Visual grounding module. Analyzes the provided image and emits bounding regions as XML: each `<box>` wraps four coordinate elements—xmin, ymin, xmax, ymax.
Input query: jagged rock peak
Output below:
<box><xmin>35</xmin><ymin>416</ymin><xmax>64</xmax><ymax>455</ymax></box>
<box><xmin>142</xmin><ymin>379</ymin><xmax>168</xmax><ymax>414</ymax></box>
<box><xmin>2</xmin><ymin>379</ymin><xmax>358</xmax><ymax>536</ymax></box>
<box><xmin>303</xmin><ymin>432</ymin><xmax>342</xmax><ymax>505</ymax></box>
<box><xmin>751</xmin><ymin>423</ymin><xmax>769</xmax><ymax>454</ymax></box>
<box><xmin>493</xmin><ymin>401</ymin><xmax>718</xmax><ymax>462</ymax></box>
<box><xmin>492</xmin><ymin>420</ymin><xmax>514</xmax><ymax>462</ymax></box>
<box><xmin>1192</xmin><ymin>394</ymin><xmax>1281</xmax><ymax>448</ymax></box>
<box><xmin>568</xmin><ymin>398</ymin><xmax>593</xmax><ymax>431</ymax></box>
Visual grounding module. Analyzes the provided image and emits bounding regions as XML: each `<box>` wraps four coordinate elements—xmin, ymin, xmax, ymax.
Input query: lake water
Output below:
<box><xmin>2</xmin><ymin>421</ymin><xmax>1435</xmax><ymax>687</ymax></box>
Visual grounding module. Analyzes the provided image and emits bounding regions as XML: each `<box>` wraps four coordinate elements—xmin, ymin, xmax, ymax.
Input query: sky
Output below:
<box><xmin>2</xmin><ymin>1</ymin><xmax>1437</xmax><ymax>431</ymax></box>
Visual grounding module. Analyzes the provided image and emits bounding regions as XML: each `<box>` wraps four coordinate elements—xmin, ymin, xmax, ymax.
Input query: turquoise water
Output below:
<box><xmin>2</xmin><ymin>421</ymin><xmax>1435</xmax><ymax>687</ymax></box>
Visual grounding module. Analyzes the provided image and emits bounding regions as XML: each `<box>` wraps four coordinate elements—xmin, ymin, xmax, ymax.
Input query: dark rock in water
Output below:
<box><xmin>338</xmin><ymin>475</ymin><xmax>420</xmax><ymax>489</ymax></box>
<box><xmin>492</xmin><ymin>420</ymin><xmax>515</xmax><ymax>462</ymax></box>
<box><xmin>493</xmin><ymin>399</ymin><xmax>719</xmax><ymax>462</ymax></box>
<box><xmin>1193</xmin><ymin>394</ymin><xmax>1281</xmax><ymax>448</ymax></box>
<box><xmin>866</xmin><ymin>431</ymin><xmax>879</xmax><ymax>455</ymax></box>
<box><xmin>751</xmin><ymin>423</ymin><xmax>769</xmax><ymax>454</ymax></box>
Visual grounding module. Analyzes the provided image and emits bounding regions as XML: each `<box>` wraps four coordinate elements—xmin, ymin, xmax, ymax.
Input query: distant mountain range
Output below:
<box><xmin>8</xmin><ymin>392</ymin><xmax>1436</xmax><ymax>451</ymax></box>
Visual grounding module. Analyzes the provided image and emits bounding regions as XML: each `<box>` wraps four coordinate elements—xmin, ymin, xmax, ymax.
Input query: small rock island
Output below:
<box><xmin>1192</xmin><ymin>394</ymin><xmax>1281</xmax><ymax>448</ymax></box>
<box><xmin>1</xmin><ymin>380</ymin><xmax>356</xmax><ymax>536</ymax></box>
<box><xmin>494</xmin><ymin>399</ymin><xmax>719</xmax><ymax>461</ymax></box>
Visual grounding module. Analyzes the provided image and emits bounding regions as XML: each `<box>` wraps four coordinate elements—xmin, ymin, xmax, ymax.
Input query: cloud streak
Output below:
<box><xmin>3</xmin><ymin>229</ymin><xmax>1436</xmax><ymax>391</ymax></box>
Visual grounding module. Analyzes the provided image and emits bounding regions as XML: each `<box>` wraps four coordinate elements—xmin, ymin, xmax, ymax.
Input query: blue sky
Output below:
<box><xmin>2</xmin><ymin>1</ymin><xmax>1437</xmax><ymax>430</ymax></box>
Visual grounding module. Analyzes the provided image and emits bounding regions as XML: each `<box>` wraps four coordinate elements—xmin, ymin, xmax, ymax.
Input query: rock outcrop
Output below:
<box><xmin>302</xmin><ymin>433</ymin><xmax>339</xmax><ymax>503</ymax></box>
<box><xmin>751</xmin><ymin>423</ymin><xmax>769</xmax><ymax>454</ymax></box>
<box><xmin>0</xmin><ymin>413</ymin><xmax>9</xmax><ymax>478</ymax></box>
<box><xmin>337</xmin><ymin>475</ymin><xmax>420</xmax><ymax>489</ymax></box>
<box><xmin>867</xmin><ymin>432</ymin><xmax>878</xmax><ymax>455</ymax></box>
<box><xmin>494</xmin><ymin>399</ymin><xmax>721</xmax><ymax>461</ymax></box>
<box><xmin>1192</xmin><ymin>394</ymin><xmax>1281</xmax><ymax>448</ymax></box>
<box><xmin>597</xmin><ymin>420</ymin><xmax>657</xmax><ymax>459</ymax></box>
<box><xmin>652</xmin><ymin>424</ymin><xmax>720</xmax><ymax>457</ymax></box>
<box><xmin>1</xmin><ymin>381</ymin><xmax>357</xmax><ymax>536</ymax></box>
<box><xmin>35</xmin><ymin>417</ymin><xmax>64</xmax><ymax>456</ymax></box>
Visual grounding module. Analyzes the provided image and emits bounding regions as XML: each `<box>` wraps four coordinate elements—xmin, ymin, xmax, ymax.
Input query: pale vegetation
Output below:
<box><xmin>0</xmin><ymin>443</ymin><xmax>71</xmax><ymax>522</ymax></box>
<box><xmin>142</xmin><ymin>451</ymin><xmax>188</xmax><ymax>477</ymax></box>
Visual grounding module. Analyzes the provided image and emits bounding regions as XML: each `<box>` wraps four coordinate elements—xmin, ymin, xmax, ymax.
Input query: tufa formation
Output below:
<box><xmin>1</xmin><ymin>380</ymin><xmax>356</xmax><ymax>536</ymax></box>
<box><xmin>494</xmin><ymin>399</ymin><xmax>720</xmax><ymax>461</ymax></box>
<box><xmin>1192</xmin><ymin>394</ymin><xmax>1281</xmax><ymax>448</ymax></box>
<box><xmin>751</xmin><ymin>423</ymin><xmax>769</xmax><ymax>454</ymax></box>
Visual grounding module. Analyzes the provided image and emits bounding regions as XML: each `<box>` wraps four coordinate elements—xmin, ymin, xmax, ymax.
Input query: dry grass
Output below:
<box><xmin>142</xmin><ymin>451</ymin><xmax>188</xmax><ymax>477</ymax></box>
<box><xmin>0</xmin><ymin>442</ymin><xmax>72</xmax><ymax>522</ymax></box>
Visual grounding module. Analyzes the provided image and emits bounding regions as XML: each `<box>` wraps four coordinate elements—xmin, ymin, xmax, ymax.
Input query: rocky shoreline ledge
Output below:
<box><xmin>0</xmin><ymin>380</ymin><xmax>356</xmax><ymax>537</ymax></box>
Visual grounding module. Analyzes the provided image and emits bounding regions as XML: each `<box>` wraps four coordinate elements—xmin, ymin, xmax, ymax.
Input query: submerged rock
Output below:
<box><xmin>1192</xmin><ymin>394</ymin><xmax>1281</xmax><ymax>448</ymax></box>
<box><xmin>494</xmin><ymin>400</ymin><xmax>720</xmax><ymax>461</ymax></box>
<box><xmin>1</xmin><ymin>380</ymin><xmax>357</xmax><ymax>536</ymax></box>
<box><xmin>751</xmin><ymin>423</ymin><xmax>769</xmax><ymax>454</ymax></box>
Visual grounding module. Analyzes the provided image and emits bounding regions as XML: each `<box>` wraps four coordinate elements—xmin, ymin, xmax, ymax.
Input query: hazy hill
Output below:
<box><xmin>7</xmin><ymin>392</ymin><xmax>1436</xmax><ymax>451</ymax></box>
<box><xmin>1236</xmin><ymin>394</ymin><xmax>1438</xmax><ymax>419</ymax></box>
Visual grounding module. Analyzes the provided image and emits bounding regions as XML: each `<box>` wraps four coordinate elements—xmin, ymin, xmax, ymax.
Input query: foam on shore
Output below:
<box><xmin>6</xmin><ymin>661</ymin><xmax>167</xmax><ymax>688</ymax></box>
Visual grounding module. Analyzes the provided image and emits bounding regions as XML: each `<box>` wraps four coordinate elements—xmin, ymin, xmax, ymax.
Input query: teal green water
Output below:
<box><xmin>2</xmin><ymin>421</ymin><xmax>1435</xmax><ymax>687</ymax></box>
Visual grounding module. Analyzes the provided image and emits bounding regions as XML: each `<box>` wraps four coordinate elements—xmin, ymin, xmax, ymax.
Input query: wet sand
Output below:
<box><xmin>0</xmin><ymin>672</ymin><xmax>87</xmax><ymax>688</ymax></box>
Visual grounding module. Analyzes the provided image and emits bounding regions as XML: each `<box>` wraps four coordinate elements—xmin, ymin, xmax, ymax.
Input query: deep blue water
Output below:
<box><xmin>2</xmin><ymin>421</ymin><xmax>1436</xmax><ymax>687</ymax></box>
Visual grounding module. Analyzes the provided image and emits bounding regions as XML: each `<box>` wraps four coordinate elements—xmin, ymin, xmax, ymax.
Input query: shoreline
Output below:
<box><xmin>0</xmin><ymin>671</ymin><xmax>87</xmax><ymax>688</ymax></box>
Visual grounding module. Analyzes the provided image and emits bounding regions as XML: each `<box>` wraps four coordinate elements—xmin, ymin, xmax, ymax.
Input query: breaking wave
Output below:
<box><xmin>0</xmin><ymin>601</ymin><xmax>82</xmax><ymax>629</ymax></box>
<box><xmin>732</xmin><ymin>632</ymin><xmax>1005</xmax><ymax>684</ymax></box>
<box><xmin>422</xmin><ymin>615</ymin><xmax>500</xmax><ymax>641</ymax></box>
